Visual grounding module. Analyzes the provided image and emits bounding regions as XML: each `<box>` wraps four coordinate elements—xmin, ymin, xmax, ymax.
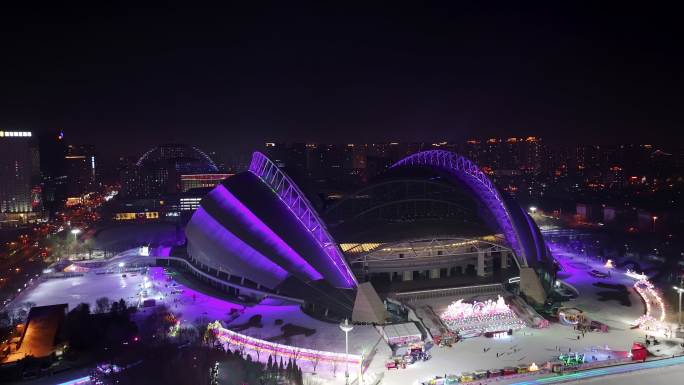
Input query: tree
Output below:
<box><xmin>117</xmin><ymin>299</ymin><xmax>127</xmax><ymax>313</ymax></box>
<box><xmin>12</xmin><ymin>302</ymin><xmax>36</xmax><ymax>324</ymax></box>
<box><xmin>312</xmin><ymin>354</ymin><xmax>321</xmax><ymax>373</ymax></box>
<box><xmin>237</xmin><ymin>340</ymin><xmax>247</xmax><ymax>358</ymax></box>
<box><xmin>332</xmin><ymin>358</ymin><xmax>339</xmax><ymax>377</ymax></box>
<box><xmin>292</xmin><ymin>347</ymin><xmax>301</xmax><ymax>364</ymax></box>
<box><xmin>194</xmin><ymin>316</ymin><xmax>211</xmax><ymax>341</ymax></box>
<box><xmin>204</xmin><ymin>326</ymin><xmax>219</xmax><ymax>347</ymax></box>
<box><xmin>65</xmin><ymin>303</ymin><xmax>95</xmax><ymax>350</ymax></box>
<box><xmin>0</xmin><ymin>310</ymin><xmax>11</xmax><ymax>328</ymax></box>
<box><xmin>95</xmin><ymin>297</ymin><xmax>111</xmax><ymax>313</ymax></box>
<box><xmin>251</xmin><ymin>332</ymin><xmax>262</xmax><ymax>362</ymax></box>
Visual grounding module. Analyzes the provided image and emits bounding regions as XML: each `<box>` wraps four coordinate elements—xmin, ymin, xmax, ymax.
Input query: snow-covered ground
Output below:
<box><xmin>10</xmin><ymin>271</ymin><xmax>146</xmax><ymax>310</ymax></box>
<box><xmin>380</xmin><ymin>245</ymin><xmax>684</xmax><ymax>385</ymax></box>
<box><xmin>8</xmin><ymin>245</ymin><xmax>683</xmax><ymax>385</ymax></box>
<box><xmin>6</xmin><ymin>259</ymin><xmax>389</xmax><ymax>384</ymax></box>
<box><xmin>551</xmin><ymin>246</ymin><xmax>646</xmax><ymax>330</ymax></box>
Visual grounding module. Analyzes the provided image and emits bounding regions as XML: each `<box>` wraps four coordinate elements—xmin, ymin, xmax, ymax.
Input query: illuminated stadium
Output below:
<box><xmin>185</xmin><ymin>150</ymin><xmax>556</xmax><ymax>319</ymax></box>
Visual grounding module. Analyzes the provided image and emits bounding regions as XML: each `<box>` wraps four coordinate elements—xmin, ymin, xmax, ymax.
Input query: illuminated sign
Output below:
<box><xmin>66</xmin><ymin>197</ymin><xmax>83</xmax><ymax>207</ymax></box>
<box><xmin>0</xmin><ymin>131</ymin><xmax>32</xmax><ymax>137</ymax></box>
<box><xmin>114</xmin><ymin>212</ymin><xmax>160</xmax><ymax>220</ymax></box>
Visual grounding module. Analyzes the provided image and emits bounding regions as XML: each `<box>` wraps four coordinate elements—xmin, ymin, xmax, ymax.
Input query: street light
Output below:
<box><xmin>652</xmin><ymin>216</ymin><xmax>658</xmax><ymax>233</ymax></box>
<box><xmin>604</xmin><ymin>259</ymin><xmax>614</xmax><ymax>277</ymax></box>
<box><xmin>339</xmin><ymin>318</ymin><xmax>354</xmax><ymax>385</ymax></box>
<box><xmin>70</xmin><ymin>228</ymin><xmax>81</xmax><ymax>241</ymax></box>
<box><xmin>674</xmin><ymin>286</ymin><xmax>684</xmax><ymax>329</ymax></box>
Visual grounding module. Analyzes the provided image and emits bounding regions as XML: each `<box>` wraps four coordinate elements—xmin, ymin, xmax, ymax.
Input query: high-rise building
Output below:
<box><xmin>64</xmin><ymin>144</ymin><xmax>98</xmax><ymax>196</ymax></box>
<box><xmin>38</xmin><ymin>129</ymin><xmax>68</xmax><ymax>213</ymax></box>
<box><xmin>179</xmin><ymin>173</ymin><xmax>232</xmax><ymax>192</ymax></box>
<box><xmin>0</xmin><ymin>130</ymin><xmax>40</xmax><ymax>216</ymax></box>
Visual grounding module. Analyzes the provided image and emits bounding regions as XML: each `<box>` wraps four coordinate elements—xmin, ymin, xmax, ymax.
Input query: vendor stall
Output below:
<box><xmin>382</xmin><ymin>322</ymin><xmax>423</xmax><ymax>345</ymax></box>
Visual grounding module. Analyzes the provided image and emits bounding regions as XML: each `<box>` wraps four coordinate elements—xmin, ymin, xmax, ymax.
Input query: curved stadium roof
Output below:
<box><xmin>186</xmin><ymin>152</ymin><xmax>357</xmax><ymax>291</ymax></box>
<box><xmin>390</xmin><ymin>150</ymin><xmax>552</xmax><ymax>268</ymax></box>
<box><xmin>185</xmin><ymin>150</ymin><xmax>551</xmax><ymax>297</ymax></box>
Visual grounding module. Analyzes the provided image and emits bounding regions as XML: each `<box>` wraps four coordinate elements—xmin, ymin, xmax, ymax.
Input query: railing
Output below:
<box><xmin>210</xmin><ymin>322</ymin><xmax>361</xmax><ymax>366</ymax></box>
<box><xmin>393</xmin><ymin>283</ymin><xmax>504</xmax><ymax>302</ymax></box>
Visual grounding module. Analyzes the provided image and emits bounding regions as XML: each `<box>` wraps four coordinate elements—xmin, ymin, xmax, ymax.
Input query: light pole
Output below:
<box><xmin>674</xmin><ymin>285</ymin><xmax>684</xmax><ymax>329</ymax></box>
<box><xmin>652</xmin><ymin>216</ymin><xmax>658</xmax><ymax>233</ymax></box>
<box><xmin>70</xmin><ymin>228</ymin><xmax>81</xmax><ymax>258</ymax></box>
<box><xmin>604</xmin><ymin>259</ymin><xmax>614</xmax><ymax>277</ymax></box>
<box><xmin>339</xmin><ymin>318</ymin><xmax>354</xmax><ymax>385</ymax></box>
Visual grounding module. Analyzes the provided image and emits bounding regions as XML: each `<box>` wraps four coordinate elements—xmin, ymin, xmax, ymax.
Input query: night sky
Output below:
<box><xmin>2</xmin><ymin>2</ymin><xmax>683</xmax><ymax>158</ymax></box>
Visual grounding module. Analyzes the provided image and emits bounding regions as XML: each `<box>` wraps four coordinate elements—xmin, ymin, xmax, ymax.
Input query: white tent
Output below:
<box><xmin>382</xmin><ymin>322</ymin><xmax>422</xmax><ymax>345</ymax></box>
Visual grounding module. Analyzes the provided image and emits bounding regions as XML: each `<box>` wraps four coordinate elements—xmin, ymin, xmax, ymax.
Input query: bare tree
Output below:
<box><xmin>332</xmin><ymin>359</ymin><xmax>338</xmax><ymax>377</ymax></box>
<box><xmin>237</xmin><ymin>340</ymin><xmax>247</xmax><ymax>358</ymax></box>
<box><xmin>292</xmin><ymin>347</ymin><xmax>301</xmax><ymax>363</ymax></box>
<box><xmin>95</xmin><ymin>297</ymin><xmax>111</xmax><ymax>313</ymax></box>
<box><xmin>312</xmin><ymin>354</ymin><xmax>321</xmax><ymax>373</ymax></box>
<box><xmin>252</xmin><ymin>332</ymin><xmax>261</xmax><ymax>363</ymax></box>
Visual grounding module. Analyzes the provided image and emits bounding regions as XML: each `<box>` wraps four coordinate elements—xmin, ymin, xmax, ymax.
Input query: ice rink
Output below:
<box><xmin>11</xmin><ymin>272</ymin><xmax>145</xmax><ymax>310</ymax></box>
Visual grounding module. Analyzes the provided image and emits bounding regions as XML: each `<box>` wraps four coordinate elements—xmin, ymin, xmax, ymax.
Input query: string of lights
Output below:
<box><xmin>208</xmin><ymin>322</ymin><xmax>362</xmax><ymax>366</ymax></box>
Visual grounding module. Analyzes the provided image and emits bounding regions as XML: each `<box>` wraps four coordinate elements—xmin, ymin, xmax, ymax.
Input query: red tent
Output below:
<box><xmin>631</xmin><ymin>342</ymin><xmax>647</xmax><ymax>361</ymax></box>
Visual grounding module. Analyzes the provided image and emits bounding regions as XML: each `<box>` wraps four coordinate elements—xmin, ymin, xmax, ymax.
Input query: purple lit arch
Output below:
<box><xmin>391</xmin><ymin>150</ymin><xmax>528</xmax><ymax>267</ymax></box>
<box><xmin>136</xmin><ymin>145</ymin><xmax>219</xmax><ymax>171</ymax></box>
<box><xmin>249</xmin><ymin>152</ymin><xmax>358</xmax><ymax>288</ymax></box>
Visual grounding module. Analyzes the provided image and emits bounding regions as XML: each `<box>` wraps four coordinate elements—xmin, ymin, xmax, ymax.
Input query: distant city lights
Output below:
<box><xmin>625</xmin><ymin>270</ymin><xmax>647</xmax><ymax>281</ymax></box>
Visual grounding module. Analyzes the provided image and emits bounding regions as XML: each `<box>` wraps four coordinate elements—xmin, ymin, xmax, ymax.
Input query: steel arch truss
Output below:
<box><xmin>323</xmin><ymin>178</ymin><xmax>477</xmax><ymax>225</ymax></box>
<box><xmin>391</xmin><ymin>150</ymin><xmax>528</xmax><ymax>267</ymax></box>
<box><xmin>249</xmin><ymin>151</ymin><xmax>358</xmax><ymax>288</ymax></box>
<box><xmin>135</xmin><ymin>145</ymin><xmax>219</xmax><ymax>171</ymax></box>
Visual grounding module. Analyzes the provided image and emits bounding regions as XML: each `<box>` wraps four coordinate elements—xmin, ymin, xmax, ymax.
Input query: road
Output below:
<box><xmin>507</xmin><ymin>356</ymin><xmax>684</xmax><ymax>385</ymax></box>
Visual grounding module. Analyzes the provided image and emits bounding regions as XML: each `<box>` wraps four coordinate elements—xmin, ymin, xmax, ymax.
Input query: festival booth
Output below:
<box><xmin>440</xmin><ymin>295</ymin><xmax>525</xmax><ymax>338</ymax></box>
<box><xmin>631</xmin><ymin>342</ymin><xmax>648</xmax><ymax>361</ymax></box>
<box><xmin>382</xmin><ymin>322</ymin><xmax>423</xmax><ymax>346</ymax></box>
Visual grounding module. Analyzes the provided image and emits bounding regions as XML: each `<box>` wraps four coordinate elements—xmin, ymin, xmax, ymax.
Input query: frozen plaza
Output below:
<box><xmin>6</xmin><ymin>242</ymin><xmax>684</xmax><ymax>385</ymax></box>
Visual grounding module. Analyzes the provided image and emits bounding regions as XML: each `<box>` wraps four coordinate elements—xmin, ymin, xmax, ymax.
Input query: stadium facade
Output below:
<box><xmin>185</xmin><ymin>150</ymin><xmax>556</xmax><ymax>318</ymax></box>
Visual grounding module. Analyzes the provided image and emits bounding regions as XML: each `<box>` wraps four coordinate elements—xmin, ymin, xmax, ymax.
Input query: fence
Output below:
<box><xmin>210</xmin><ymin>322</ymin><xmax>361</xmax><ymax>367</ymax></box>
<box><xmin>393</xmin><ymin>283</ymin><xmax>504</xmax><ymax>302</ymax></box>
